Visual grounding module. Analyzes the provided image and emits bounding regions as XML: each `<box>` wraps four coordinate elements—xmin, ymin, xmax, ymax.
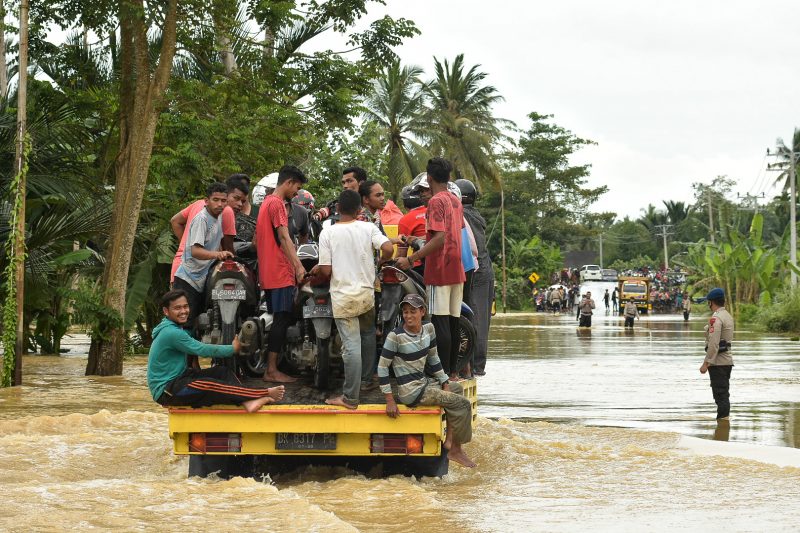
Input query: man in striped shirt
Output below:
<box><xmin>378</xmin><ymin>294</ymin><xmax>476</xmax><ymax>468</ymax></box>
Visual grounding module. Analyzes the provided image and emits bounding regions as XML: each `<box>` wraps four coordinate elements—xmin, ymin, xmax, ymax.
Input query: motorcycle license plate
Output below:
<box><xmin>275</xmin><ymin>433</ymin><xmax>337</xmax><ymax>451</ymax></box>
<box><xmin>303</xmin><ymin>304</ymin><xmax>332</xmax><ymax>318</ymax></box>
<box><xmin>211</xmin><ymin>289</ymin><xmax>246</xmax><ymax>300</ymax></box>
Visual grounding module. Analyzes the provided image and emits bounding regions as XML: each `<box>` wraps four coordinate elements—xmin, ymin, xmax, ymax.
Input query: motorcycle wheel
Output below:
<box><xmin>221</xmin><ymin>321</ymin><xmax>236</xmax><ymax>344</ymax></box>
<box><xmin>454</xmin><ymin>315</ymin><xmax>476</xmax><ymax>374</ymax></box>
<box><xmin>314</xmin><ymin>337</ymin><xmax>330</xmax><ymax>390</ymax></box>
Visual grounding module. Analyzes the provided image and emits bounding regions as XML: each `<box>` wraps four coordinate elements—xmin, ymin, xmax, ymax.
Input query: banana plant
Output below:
<box><xmin>676</xmin><ymin>213</ymin><xmax>798</xmax><ymax>317</ymax></box>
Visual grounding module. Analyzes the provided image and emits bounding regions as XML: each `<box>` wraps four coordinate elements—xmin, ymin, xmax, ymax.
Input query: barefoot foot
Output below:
<box><xmin>242</xmin><ymin>396</ymin><xmax>277</xmax><ymax>413</ymax></box>
<box><xmin>263</xmin><ymin>370</ymin><xmax>297</xmax><ymax>383</ymax></box>
<box><xmin>447</xmin><ymin>448</ymin><xmax>477</xmax><ymax>468</ymax></box>
<box><xmin>325</xmin><ymin>396</ymin><xmax>358</xmax><ymax>410</ymax></box>
<box><xmin>267</xmin><ymin>385</ymin><xmax>285</xmax><ymax>401</ymax></box>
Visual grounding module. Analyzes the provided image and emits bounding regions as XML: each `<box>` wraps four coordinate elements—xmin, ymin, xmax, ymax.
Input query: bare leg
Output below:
<box><xmin>263</xmin><ymin>351</ymin><xmax>297</xmax><ymax>383</ymax></box>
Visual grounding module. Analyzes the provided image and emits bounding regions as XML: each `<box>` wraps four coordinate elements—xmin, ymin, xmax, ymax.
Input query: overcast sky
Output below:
<box><xmin>326</xmin><ymin>0</ymin><xmax>800</xmax><ymax>219</ymax></box>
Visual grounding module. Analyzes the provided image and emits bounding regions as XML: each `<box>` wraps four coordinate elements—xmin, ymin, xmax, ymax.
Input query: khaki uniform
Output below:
<box><xmin>704</xmin><ymin>308</ymin><xmax>734</xmax><ymax>366</ymax></box>
<box><xmin>623</xmin><ymin>301</ymin><xmax>639</xmax><ymax>328</ymax></box>
<box><xmin>704</xmin><ymin>306</ymin><xmax>734</xmax><ymax>419</ymax></box>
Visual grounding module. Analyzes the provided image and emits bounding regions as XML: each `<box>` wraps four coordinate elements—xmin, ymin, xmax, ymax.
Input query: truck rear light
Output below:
<box><xmin>370</xmin><ymin>434</ymin><xmax>424</xmax><ymax>454</ymax></box>
<box><xmin>189</xmin><ymin>433</ymin><xmax>242</xmax><ymax>453</ymax></box>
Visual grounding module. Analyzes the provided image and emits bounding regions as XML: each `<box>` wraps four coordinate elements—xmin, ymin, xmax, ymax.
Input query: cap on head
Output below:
<box><xmin>400</xmin><ymin>293</ymin><xmax>425</xmax><ymax>309</ymax></box>
<box><xmin>706</xmin><ymin>287</ymin><xmax>725</xmax><ymax>301</ymax></box>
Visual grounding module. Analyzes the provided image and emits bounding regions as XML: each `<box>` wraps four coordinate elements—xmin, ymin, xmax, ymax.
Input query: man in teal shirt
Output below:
<box><xmin>148</xmin><ymin>290</ymin><xmax>284</xmax><ymax>412</ymax></box>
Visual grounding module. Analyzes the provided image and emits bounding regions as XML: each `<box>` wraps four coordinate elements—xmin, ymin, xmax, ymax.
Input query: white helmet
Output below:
<box><xmin>252</xmin><ymin>173</ymin><xmax>278</xmax><ymax>205</ymax></box>
<box><xmin>447</xmin><ymin>181</ymin><xmax>462</xmax><ymax>200</ymax></box>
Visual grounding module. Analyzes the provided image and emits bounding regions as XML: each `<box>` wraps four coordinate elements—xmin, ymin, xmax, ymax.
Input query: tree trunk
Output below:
<box><xmin>86</xmin><ymin>0</ymin><xmax>180</xmax><ymax>376</ymax></box>
<box><xmin>0</xmin><ymin>5</ymin><xmax>7</xmax><ymax>97</ymax></box>
<box><xmin>10</xmin><ymin>0</ymin><xmax>30</xmax><ymax>386</ymax></box>
<box><xmin>213</xmin><ymin>6</ymin><xmax>238</xmax><ymax>76</ymax></box>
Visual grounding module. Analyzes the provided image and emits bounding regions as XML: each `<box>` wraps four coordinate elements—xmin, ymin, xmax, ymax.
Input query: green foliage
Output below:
<box><xmin>422</xmin><ymin>54</ymin><xmax>510</xmax><ymax>187</ymax></box>
<box><xmin>737</xmin><ymin>303</ymin><xmax>760</xmax><ymax>325</ymax></box>
<box><xmin>675</xmin><ymin>213</ymin><xmax>798</xmax><ymax>317</ymax></box>
<box><xmin>755</xmin><ymin>287</ymin><xmax>800</xmax><ymax>333</ymax></box>
<box><xmin>66</xmin><ymin>279</ymin><xmax>122</xmax><ymax>342</ymax></box>
<box><xmin>2</xmin><ymin>134</ymin><xmax>30</xmax><ymax>387</ymax></box>
<box><xmin>607</xmin><ymin>255</ymin><xmax>658</xmax><ymax>272</ymax></box>
<box><xmin>481</xmin><ymin>112</ymin><xmax>606</xmax><ymax>254</ymax></box>
<box><xmin>494</xmin><ymin>235</ymin><xmax>563</xmax><ymax>310</ymax></box>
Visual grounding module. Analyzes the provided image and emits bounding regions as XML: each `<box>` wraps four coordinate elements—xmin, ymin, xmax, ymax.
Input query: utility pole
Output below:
<box><xmin>791</xmin><ymin>149</ymin><xmax>797</xmax><ymax>287</ymax></box>
<box><xmin>767</xmin><ymin>133</ymin><xmax>800</xmax><ymax>287</ymax></box>
<box><xmin>500</xmin><ymin>185</ymin><xmax>507</xmax><ymax>313</ymax></box>
<box><xmin>598</xmin><ymin>233</ymin><xmax>603</xmax><ymax>268</ymax></box>
<box><xmin>737</xmin><ymin>192</ymin><xmax>766</xmax><ymax>213</ymax></box>
<box><xmin>707</xmin><ymin>189</ymin><xmax>715</xmax><ymax>243</ymax></box>
<box><xmin>655</xmin><ymin>224</ymin><xmax>674</xmax><ymax>271</ymax></box>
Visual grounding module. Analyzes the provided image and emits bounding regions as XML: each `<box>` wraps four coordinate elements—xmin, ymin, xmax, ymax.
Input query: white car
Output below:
<box><xmin>580</xmin><ymin>264</ymin><xmax>603</xmax><ymax>281</ymax></box>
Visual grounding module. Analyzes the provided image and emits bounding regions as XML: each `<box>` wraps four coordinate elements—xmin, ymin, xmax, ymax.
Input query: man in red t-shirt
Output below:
<box><xmin>255</xmin><ymin>165</ymin><xmax>308</xmax><ymax>383</ymax></box>
<box><xmin>170</xmin><ymin>180</ymin><xmax>248</xmax><ymax>283</ymax></box>
<box><xmin>395</xmin><ymin>157</ymin><xmax>465</xmax><ymax>379</ymax></box>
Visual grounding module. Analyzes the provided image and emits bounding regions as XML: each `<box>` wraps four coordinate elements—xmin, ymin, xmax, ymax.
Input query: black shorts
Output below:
<box><xmin>264</xmin><ymin>286</ymin><xmax>295</xmax><ymax>314</ymax></box>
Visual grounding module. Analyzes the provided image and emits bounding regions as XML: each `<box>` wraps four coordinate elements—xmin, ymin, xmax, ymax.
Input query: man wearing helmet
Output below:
<box><xmin>396</xmin><ymin>176</ymin><xmax>428</xmax><ymax>274</ymax></box>
<box><xmin>456</xmin><ymin>179</ymin><xmax>494</xmax><ymax>376</ymax></box>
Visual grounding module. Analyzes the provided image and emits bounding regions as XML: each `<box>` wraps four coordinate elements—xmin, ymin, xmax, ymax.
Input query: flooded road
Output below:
<box><xmin>484</xmin><ymin>280</ymin><xmax>800</xmax><ymax>449</ymax></box>
<box><xmin>3</xmin><ymin>296</ymin><xmax>800</xmax><ymax>531</ymax></box>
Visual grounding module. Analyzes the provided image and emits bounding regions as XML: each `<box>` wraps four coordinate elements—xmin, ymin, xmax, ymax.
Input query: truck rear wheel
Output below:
<box><xmin>188</xmin><ymin>455</ymin><xmax>254</xmax><ymax>479</ymax></box>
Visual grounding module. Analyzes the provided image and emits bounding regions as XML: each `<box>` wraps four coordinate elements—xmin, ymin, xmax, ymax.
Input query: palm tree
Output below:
<box><xmin>363</xmin><ymin>61</ymin><xmax>428</xmax><ymax>199</ymax></box>
<box><xmin>770</xmin><ymin>128</ymin><xmax>800</xmax><ymax>193</ymax></box>
<box><xmin>422</xmin><ymin>54</ymin><xmax>511</xmax><ymax>187</ymax></box>
<box><xmin>638</xmin><ymin>204</ymin><xmax>667</xmax><ymax>232</ymax></box>
<box><xmin>662</xmin><ymin>200</ymin><xmax>690</xmax><ymax>225</ymax></box>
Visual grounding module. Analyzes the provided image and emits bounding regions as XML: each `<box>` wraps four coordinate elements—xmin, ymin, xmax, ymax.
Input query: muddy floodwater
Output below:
<box><xmin>3</xmin><ymin>285</ymin><xmax>800</xmax><ymax>531</ymax></box>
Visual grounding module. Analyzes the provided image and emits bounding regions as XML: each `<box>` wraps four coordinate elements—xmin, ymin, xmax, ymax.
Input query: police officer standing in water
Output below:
<box><xmin>699</xmin><ymin>288</ymin><xmax>734</xmax><ymax>421</ymax></box>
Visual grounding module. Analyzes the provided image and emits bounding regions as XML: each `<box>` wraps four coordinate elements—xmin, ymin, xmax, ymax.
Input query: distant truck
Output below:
<box><xmin>617</xmin><ymin>276</ymin><xmax>652</xmax><ymax>314</ymax></box>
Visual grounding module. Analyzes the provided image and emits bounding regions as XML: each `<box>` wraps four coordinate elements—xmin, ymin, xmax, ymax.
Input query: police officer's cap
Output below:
<box><xmin>706</xmin><ymin>287</ymin><xmax>725</xmax><ymax>300</ymax></box>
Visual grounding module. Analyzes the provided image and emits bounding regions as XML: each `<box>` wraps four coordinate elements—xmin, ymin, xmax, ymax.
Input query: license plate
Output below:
<box><xmin>212</xmin><ymin>289</ymin><xmax>246</xmax><ymax>300</ymax></box>
<box><xmin>303</xmin><ymin>304</ymin><xmax>332</xmax><ymax>318</ymax></box>
<box><xmin>275</xmin><ymin>433</ymin><xmax>337</xmax><ymax>451</ymax></box>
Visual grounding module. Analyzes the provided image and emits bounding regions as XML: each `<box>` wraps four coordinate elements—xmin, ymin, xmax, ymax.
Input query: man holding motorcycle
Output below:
<box><xmin>254</xmin><ymin>165</ymin><xmax>308</xmax><ymax>383</ymax></box>
<box><xmin>173</xmin><ymin>182</ymin><xmax>235</xmax><ymax>331</ymax></box>
<box><xmin>311</xmin><ymin>189</ymin><xmax>394</xmax><ymax>409</ymax></box>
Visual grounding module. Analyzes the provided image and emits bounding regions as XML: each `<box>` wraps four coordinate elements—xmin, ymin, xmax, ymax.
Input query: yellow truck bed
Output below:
<box><xmin>168</xmin><ymin>378</ymin><xmax>477</xmax><ymax>459</ymax></box>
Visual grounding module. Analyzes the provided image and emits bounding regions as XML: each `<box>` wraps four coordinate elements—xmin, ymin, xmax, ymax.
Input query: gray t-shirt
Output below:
<box><xmin>174</xmin><ymin>208</ymin><xmax>223</xmax><ymax>291</ymax></box>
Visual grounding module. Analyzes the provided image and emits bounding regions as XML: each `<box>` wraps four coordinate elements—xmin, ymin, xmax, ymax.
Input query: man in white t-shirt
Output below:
<box><xmin>311</xmin><ymin>189</ymin><xmax>393</xmax><ymax>409</ymax></box>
